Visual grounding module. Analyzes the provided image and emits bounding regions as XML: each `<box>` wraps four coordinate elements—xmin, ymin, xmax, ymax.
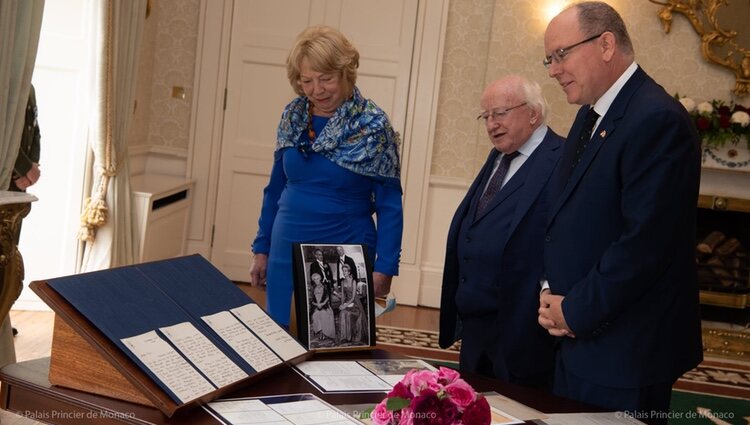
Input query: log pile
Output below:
<box><xmin>696</xmin><ymin>231</ymin><xmax>750</xmax><ymax>291</ymax></box>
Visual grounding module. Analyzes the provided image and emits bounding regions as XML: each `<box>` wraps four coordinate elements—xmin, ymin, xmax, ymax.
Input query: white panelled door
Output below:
<box><xmin>211</xmin><ymin>0</ymin><xmax>418</xmax><ymax>281</ymax></box>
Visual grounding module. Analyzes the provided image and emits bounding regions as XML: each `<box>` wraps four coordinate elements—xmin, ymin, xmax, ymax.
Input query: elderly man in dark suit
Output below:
<box><xmin>439</xmin><ymin>75</ymin><xmax>562</xmax><ymax>389</ymax></box>
<box><xmin>538</xmin><ymin>2</ymin><xmax>702</xmax><ymax>421</ymax></box>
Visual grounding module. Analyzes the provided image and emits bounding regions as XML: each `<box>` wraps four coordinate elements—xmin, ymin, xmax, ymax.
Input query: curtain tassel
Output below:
<box><xmin>77</xmin><ymin>197</ymin><xmax>109</xmax><ymax>242</ymax></box>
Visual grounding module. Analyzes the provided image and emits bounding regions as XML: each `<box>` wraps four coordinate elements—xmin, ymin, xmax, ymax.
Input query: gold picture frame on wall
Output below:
<box><xmin>649</xmin><ymin>0</ymin><xmax>750</xmax><ymax>97</ymax></box>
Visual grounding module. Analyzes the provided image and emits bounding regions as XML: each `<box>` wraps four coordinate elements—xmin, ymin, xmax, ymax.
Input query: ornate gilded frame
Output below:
<box><xmin>649</xmin><ymin>0</ymin><xmax>750</xmax><ymax>97</ymax></box>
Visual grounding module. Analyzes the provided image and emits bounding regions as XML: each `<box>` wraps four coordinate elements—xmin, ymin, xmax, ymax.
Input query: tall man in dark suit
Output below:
<box><xmin>335</xmin><ymin>245</ymin><xmax>358</xmax><ymax>283</ymax></box>
<box><xmin>538</xmin><ymin>2</ymin><xmax>702</xmax><ymax>421</ymax></box>
<box><xmin>439</xmin><ymin>76</ymin><xmax>563</xmax><ymax>389</ymax></box>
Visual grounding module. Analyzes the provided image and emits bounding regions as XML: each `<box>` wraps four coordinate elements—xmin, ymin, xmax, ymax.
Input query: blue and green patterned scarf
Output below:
<box><xmin>276</xmin><ymin>87</ymin><xmax>401</xmax><ymax>187</ymax></box>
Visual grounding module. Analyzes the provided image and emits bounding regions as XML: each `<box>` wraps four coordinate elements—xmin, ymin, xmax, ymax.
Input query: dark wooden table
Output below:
<box><xmin>1</xmin><ymin>351</ymin><xmax>595</xmax><ymax>424</ymax></box>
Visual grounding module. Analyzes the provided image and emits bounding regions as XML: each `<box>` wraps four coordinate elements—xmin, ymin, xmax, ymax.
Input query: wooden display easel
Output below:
<box><xmin>30</xmin><ymin>280</ymin><xmax>307</xmax><ymax>417</ymax></box>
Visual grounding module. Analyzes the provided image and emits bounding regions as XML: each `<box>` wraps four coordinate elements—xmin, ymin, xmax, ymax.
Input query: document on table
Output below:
<box><xmin>159</xmin><ymin>321</ymin><xmax>248</xmax><ymax>387</ymax></box>
<box><xmin>535</xmin><ymin>412</ymin><xmax>646</xmax><ymax>424</ymax></box>
<box><xmin>484</xmin><ymin>392</ymin><xmax>547</xmax><ymax>421</ymax></box>
<box><xmin>205</xmin><ymin>393</ymin><xmax>362</xmax><ymax>425</ymax></box>
<box><xmin>231</xmin><ymin>303</ymin><xmax>308</xmax><ymax>361</ymax></box>
<box><xmin>295</xmin><ymin>360</ymin><xmax>392</xmax><ymax>392</ymax></box>
<box><xmin>294</xmin><ymin>359</ymin><xmax>436</xmax><ymax>393</ymax></box>
<box><xmin>202</xmin><ymin>310</ymin><xmax>283</xmax><ymax>373</ymax></box>
<box><xmin>121</xmin><ymin>330</ymin><xmax>215</xmax><ymax>403</ymax></box>
<box><xmin>356</xmin><ymin>358</ymin><xmax>436</xmax><ymax>386</ymax></box>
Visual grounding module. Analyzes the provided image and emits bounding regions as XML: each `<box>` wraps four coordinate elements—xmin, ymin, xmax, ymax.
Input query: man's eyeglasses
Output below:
<box><xmin>542</xmin><ymin>33</ymin><xmax>603</xmax><ymax>68</ymax></box>
<box><xmin>476</xmin><ymin>103</ymin><xmax>527</xmax><ymax>122</ymax></box>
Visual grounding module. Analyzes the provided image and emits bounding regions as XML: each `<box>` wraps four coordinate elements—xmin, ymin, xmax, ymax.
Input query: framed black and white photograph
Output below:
<box><xmin>292</xmin><ymin>243</ymin><xmax>375</xmax><ymax>351</ymax></box>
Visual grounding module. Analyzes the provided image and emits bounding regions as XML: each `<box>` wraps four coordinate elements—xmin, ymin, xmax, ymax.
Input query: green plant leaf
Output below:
<box><xmin>386</xmin><ymin>397</ymin><xmax>411</xmax><ymax>411</ymax></box>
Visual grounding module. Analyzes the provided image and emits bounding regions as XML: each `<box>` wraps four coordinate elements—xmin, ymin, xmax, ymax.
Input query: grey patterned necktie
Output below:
<box><xmin>476</xmin><ymin>151</ymin><xmax>520</xmax><ymax>214</ymax></box>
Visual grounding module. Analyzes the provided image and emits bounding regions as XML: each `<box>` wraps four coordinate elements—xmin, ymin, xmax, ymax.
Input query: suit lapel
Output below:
<box><xmin>467</xmin><ymin>150</ymin><xmax>500</xmax><ymax>220</ymax></box>
<box><xmin>506</xmin><ymin>132</ymin><xmax>561</xmax><ymax>236</ymax></box>
<box><xmin>473</xmin><ymin>131</ymin><xmax>562</xmax><ymax>224</ymax></box>
<box><xmin>548</xmin><ymin>67</ymin><xmax>649</xmax><ymax>227</ymax></box>
<box><xmin>473</xmin><ymin>165</ymin><xmax>525</xmax><ymax>222</ymax></box>
<box><xmin>446</xmin><ymin>149</ymin><xmax>498</xmax><ymax>245</ymax></box>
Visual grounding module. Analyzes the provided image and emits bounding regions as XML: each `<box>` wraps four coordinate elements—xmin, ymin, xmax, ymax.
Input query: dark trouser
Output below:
<box><xmin>553</xmin><ymin>355</ymin><xmax>675</xmax><ymax>425</ymax></box>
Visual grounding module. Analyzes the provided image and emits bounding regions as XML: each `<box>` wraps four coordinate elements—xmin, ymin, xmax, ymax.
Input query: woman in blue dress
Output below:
<box><xmin>249</xmin><ymin>25</ymin><xmax>403</xmax><ymax>327</ymax></box>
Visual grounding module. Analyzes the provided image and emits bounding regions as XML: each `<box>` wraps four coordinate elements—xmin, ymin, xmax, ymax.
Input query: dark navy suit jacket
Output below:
<box><xmin>439</xmin><ymin>128</ymin><xmax>562</xmax><ymax>383</ymax></box>
<box><xmin>544</xmin><ymin>67</ymin><xmax>703</xmax><ymax>389</ymax></box>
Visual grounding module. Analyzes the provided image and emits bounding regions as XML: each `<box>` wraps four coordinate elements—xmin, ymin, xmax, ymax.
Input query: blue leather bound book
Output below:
<box><xmin>32</xmin><ymin>254</ymin><xmax>308</xmax><ymax>416</ymax></box>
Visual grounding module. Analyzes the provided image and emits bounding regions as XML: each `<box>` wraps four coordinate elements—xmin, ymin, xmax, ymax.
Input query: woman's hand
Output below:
<box><xmin>373</xmin><ymin>272</ymin><xmax>392</xmax><ymax>297</ymax></box>
<box><xmin>249</xmin><ymin>254</ymin><xmax>268</xmax><ymax>288</ymax></box>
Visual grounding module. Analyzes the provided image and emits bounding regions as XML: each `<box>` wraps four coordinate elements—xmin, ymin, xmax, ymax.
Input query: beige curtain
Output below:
<box><xmin>0</xmin><ymin>0</ymin><xmax>44</xmax><ymax>369</ymax></box>
<box><xmin>78</xmin><ymin>0</ymin><xmax>146</xmax><ymax>272</ymax></box>
<box><xmin>0</xmin><ymin>0</ymin><xmax>44</xmax><ymax>189</ymax></box>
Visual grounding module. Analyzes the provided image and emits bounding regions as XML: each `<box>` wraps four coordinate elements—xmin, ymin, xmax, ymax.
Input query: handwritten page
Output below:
<box><xmin>202</xmin><ymin>311</ymin><xmax>282</xmax><ymax>373</ymax></box>
<box><xmin>205</xmin><ymin>394</ymin><xmax>361</xmax><ymax>425</ymax></box>
<box><xmin>159</xmin><ymin>321</ymin><xmax>248</xmax><ymax>387</ymax></box>
<box><xmin>121</xmin><ymin>330</ymin><xmax>215</xmax><ymax>403</ymax></box>
<box><xmin>295</xmin><ymin>361</ymin><xmax>391</xmax><ymax>392</ymax></box>
<box><xmin>230</xmin><ymin>303</ymin><xmax>307</xmax><ymax>360</ymax></box>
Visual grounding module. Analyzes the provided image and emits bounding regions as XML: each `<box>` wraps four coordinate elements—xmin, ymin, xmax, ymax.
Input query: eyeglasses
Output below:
<box><xmin>542</xmin><ymin>33</ymin><xmax>603</xmax><ymax>68</ymax></box>
<box><xmin>476</xmin><ymin>103</ymin><xmax>527</xmax><ymax>122</ymax></box>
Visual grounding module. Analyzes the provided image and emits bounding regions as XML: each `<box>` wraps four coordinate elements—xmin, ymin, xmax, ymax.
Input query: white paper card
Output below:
<box><xmin>538</xmin><ymin>412</ymin><xmax>646</xmax><ymax>425</ymax></box>
<box><xmin>295</xmin><ymin>360</ymin><xmax>391</xmax><ymax>392</ymax></box>
<box><xmin>209</xmin><ymin>399</ymin><xmax>287</xmax><ymax>424</ymax></box>
<box><xmin>295</xmin><ymin>361</ymin><xmax>372</xmax><ymax>376</ymax></box>
<box><xmin>159</xmin><ymin>321</ymin><xmax>248</xmax><ymax>387</ymax></box>
<box><xmin>206</xmin><ymin>395</ymin><xmax>361</xmax><ymax>425</ymax></box>
<box><xmin>231</xmin><ymin>303</ymin><xmax>307</xmax><ymax>360</ymax></box>
<box><xmin>121</xmin><ymin>330</ymin><xmax>215</xmax><ymax>403</ymax></box>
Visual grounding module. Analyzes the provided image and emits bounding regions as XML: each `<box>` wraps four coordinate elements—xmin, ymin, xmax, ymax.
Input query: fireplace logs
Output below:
<box><xmin>696</xmin><ymin>232</ymin><xmax>750</xmax><ymax>292</ymax></box>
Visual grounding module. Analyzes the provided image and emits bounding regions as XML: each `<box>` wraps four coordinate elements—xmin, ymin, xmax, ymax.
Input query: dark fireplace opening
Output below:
<box><xmin>695</xmin><ymin>206</ymin><xmax>750</xmax><ymax>325</ymax></box>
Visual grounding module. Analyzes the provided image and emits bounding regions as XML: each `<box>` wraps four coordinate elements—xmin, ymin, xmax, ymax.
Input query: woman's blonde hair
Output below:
<box><xmin>286</xmin><ymin>25</ymin><xmax>359</xmax><ymax>97</ymax></box>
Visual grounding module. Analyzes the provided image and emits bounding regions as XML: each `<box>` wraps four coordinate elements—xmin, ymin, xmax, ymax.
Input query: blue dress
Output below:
<box><xmin>253</xmin><ymin>116</ymin><xmax>402</xmax><ymax>325</ymax></box>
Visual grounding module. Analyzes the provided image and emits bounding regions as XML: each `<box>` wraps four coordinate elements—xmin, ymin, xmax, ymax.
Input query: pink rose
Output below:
<box><xmin>388</xmin><ymin>381</ymin><xmax>414</xmax><ymax>400</ymax></box>
<box><xmin>395</xmin><ymin>407</ymin><xmax>415</xmax><ymax>425</ymax></box>
<box><xmin>462</xmin><ymin>396</ymin><xmax>491</xmax><ymax>425</ymax></box>
<box><xmin>409</xmin><ymin>370</ymin><xmax>442</xmax><ymax>396</ymax></box>
<box><xmin>445</xmin><ymin>379</ymin><xmax>476</xmax><ymax>410</ymax></box>
<box><xmin>371</xmin><ymin>400</ymin><xmax>394</xmax><ymax>425</ymax></box>
<box><xmin>437</xmin><ymin>366</ymin><xmax>460</xmax><ymax>385</ymax></box>
<box><xmin>400</xmin><ymin>369</ymin><xmax>418</xmax><ymax>388</ymax></box>
<box><xmin>410</xmin><ymin>390</ymin><xmax>459</xmax><ymax>425</ymax></box>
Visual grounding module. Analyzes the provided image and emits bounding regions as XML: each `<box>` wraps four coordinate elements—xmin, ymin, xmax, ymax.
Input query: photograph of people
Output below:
<box><xmin>335</xmin><ymin>245</ymin><xmax>358</xmax><ymax>283</ymax></box>
<box><xmin>309</xmin><ymin>248</ymin><xmax>335</xmax><ymax>303</ymax></box>
<box><xmin>248</xmin><ymin>25</ymin><xmax>403</xmax><ymax>328</ymax></box>
<box><xmin>308</xmin><ymin>271</ymin><xmax>337</xmax><ymax>348</ymax></box>
<box><xmin>338</xmin><ymin>263</ymin><xmax>369</xmax><ymax>346</ymax></box>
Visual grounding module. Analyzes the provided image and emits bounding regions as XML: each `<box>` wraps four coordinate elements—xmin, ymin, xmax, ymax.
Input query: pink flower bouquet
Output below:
<box><xmin>369</xmin><ymin>367</ymin><xmax>490</xmax><ymax>425</ymax></box>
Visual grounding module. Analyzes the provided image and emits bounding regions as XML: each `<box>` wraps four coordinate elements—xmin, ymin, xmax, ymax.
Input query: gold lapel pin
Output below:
<box><xmin>599</xmin><ymin>129</ymin><xmax>607</xmax><ymax>138</ymax></box>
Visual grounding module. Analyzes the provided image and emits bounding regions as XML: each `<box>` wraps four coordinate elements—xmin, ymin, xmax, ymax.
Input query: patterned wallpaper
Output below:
<box><xmin>431</xmin><ymin>0</ymin><xmax>735</xmax><ymax>179</ymax></box>
<box><xmin>130</xmin><ymin>0</ymin><xmax>200</xmax><ymax>150</ymax></box>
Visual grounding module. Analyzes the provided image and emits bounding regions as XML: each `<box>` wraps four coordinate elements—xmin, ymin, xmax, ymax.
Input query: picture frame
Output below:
<box><xmin>292</xmin><ymin>243</ymin><xmax>375</xmax><ymax>352</ymax></box>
